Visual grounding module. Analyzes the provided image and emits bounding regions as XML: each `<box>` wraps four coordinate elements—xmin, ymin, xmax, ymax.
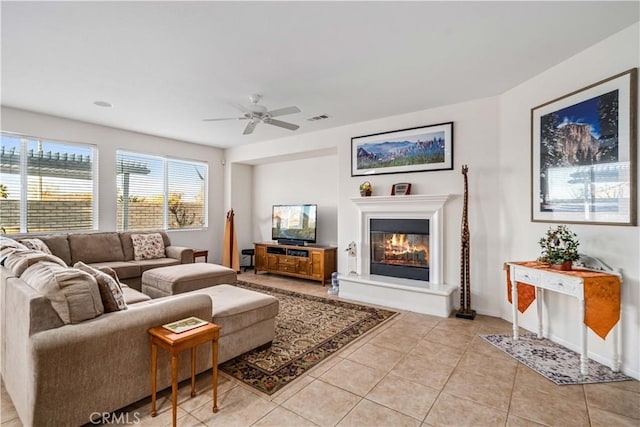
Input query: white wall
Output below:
<box><xmin>252</xmin><ymin>155</ymin><xmax>338</xmax><ymax>246</ymax></box>
<box><xmin>498</xmin><ymin>23</ymin><xmax>640</xmax><ymax>378</ymax></box>
<box><xmin>338</xmin><ymin>97</ymin><xmax>501</xmax><ymax>315</ymax></box>
<box><xmin>226</xmin><ymin>162</ymin><xmax>254</xmax><ymax>267</ymax></box>
<box><xmin>1</xmin><ymin>107</ymin><xmax>227</xmax><ymax>262</ymax></box>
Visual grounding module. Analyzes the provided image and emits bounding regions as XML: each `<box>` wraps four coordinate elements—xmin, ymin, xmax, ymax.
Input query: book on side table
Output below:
<box><xmin>162</xmin><ymin>316</ymin><xmax>208</xmax><ymax>334</ymax></box>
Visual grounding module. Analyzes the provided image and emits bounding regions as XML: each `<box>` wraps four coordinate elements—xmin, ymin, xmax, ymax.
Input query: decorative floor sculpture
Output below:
<box><xmin>456</xmin><ymin>164</ymin><xmax>475</xmax><ymax>320</ymax></box>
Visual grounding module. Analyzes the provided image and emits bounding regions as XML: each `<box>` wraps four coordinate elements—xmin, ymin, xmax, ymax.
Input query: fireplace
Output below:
<box><xmin>339</xmin><ymin>194</ymin><xmax>456</xmax><ymax>317</ymax></box>
<box><xmin>370</xmin><ymin>218</ymin><xmax>429</xmax><ymax>281</ymax></box>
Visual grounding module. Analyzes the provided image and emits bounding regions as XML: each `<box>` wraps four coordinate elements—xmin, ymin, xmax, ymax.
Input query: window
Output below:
<box><xmin>116</xmin><ymin>151</ymin><xmax>207</xmax><ymax>231</ymax></box>
<box><xmin>0</xmin><ymin>133</ymin><xmax>97</xmax><ymax>233</ymax></box>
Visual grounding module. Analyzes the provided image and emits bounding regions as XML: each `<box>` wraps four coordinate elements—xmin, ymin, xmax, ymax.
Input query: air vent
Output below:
<box><xmin>306</xmin><ymin>114</ymin><xmax>330</xmax><ymax>122</ymax></box>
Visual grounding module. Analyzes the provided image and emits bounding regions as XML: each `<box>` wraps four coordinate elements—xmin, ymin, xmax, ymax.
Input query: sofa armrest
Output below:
<box><xmin>166</xmin><ymin>245</ymin><xmax>193</xmax><ymax>263</ymax></box>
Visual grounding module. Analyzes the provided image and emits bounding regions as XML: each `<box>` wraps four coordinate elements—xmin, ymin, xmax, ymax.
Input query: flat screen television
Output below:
<box><xmin>272</xmin><ymin>204</ymin><xmax>317</xmax><ymax>245</ymax></box>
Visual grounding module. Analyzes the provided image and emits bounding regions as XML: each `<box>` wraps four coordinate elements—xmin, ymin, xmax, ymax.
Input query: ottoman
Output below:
<box><xmin>189</xmin><ymin>284</ymin><xmax>280</xmax><ymax>363</ymax></box>
<box><xmin>142</xmin><ymin>263</ymin><xmax>237</xmax><ymax>298</ymax></box>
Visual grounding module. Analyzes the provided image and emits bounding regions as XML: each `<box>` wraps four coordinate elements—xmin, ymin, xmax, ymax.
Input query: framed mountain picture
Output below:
<box><xmin>351</xmin><ymin>122</ymin><xmax>453</xmax><ymax>176</ymax></box>
<box><xmin>531</xmin><ymin>68</ymin><xmax>637</xmax><ymax>225</ymax></box>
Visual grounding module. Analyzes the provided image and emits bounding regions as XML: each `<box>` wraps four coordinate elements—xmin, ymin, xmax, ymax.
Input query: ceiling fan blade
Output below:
<box><xmin>202</xmin><ymin>117</ymin><xmax>247</xmax><ymax>122</ymax></box>
<box><xmin>232</xmin><ymin>103</ymin><xmax>251</xmax><ymax>114</ymax></box>
<box><xmin>267</xmin><ymin>106</ymin><xmax>301</xmax><ymax>117</ymax></box>
<box><xmin>243</xmin><ymin>120</ymin><xmax>258</xmax><ymax>135</ymax></box>
<box><xmin>264</xmin><ymin>118</ymin><xmax>299</xmax><ymax>131</ymax></box>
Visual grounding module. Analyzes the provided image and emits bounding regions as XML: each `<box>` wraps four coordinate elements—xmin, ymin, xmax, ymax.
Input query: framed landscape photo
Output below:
<box><xmin>351</xmin><ymin>122</ymin><xmax>453</xmax><ymax>176</ymax></box>
<box><xmin>531</xmin><ymin>68</ymin><xmax>637</xmax><ymax>225</ymax></box>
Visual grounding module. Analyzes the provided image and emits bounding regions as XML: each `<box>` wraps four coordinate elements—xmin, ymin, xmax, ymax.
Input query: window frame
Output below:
<box><xmin>116</xmin><ymin>149</ymin><xmax>208</xmax><ymax>232</ymax></box>
<box><xmin>1</xmin><ymin>131</ymin><xmax>99</xmax><ymax>233</ymax></box>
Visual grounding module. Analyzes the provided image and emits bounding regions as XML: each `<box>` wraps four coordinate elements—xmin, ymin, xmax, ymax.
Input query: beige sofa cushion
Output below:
<box><xmin>68</xmin><ymin>232</ymin><xmax>125</xmax><ymax>265</ymax></box>
<box><xmin>37</xmin><ymin>234</ymin><xmax>72</xmax><ymax>265</ymax></box>
<box><xmin>121</xmin><ymin>285</ymin><xmax>153</xmax><ymax>304</ymax></box>
<box><xmin>21</xmin><ymin>261</ymin><xmax>104</xmax><ymax>324</ymax></box>
<box><xmin>74</xmin><ymin>262</ymin><xmax>127</xmax><ymax>312</ymax></box>
<box><xmin>3</xmin><ymin>248</ymin><xmax>66</xmax><ymax>276</ymax></box>
<box><xmin>88</xmin><ymin>261</ymin><xmax>141</xmax><ymax>280</ymax></box>
<box><xmin>133</xmin><ymin>258</ymin><xmax>180</xmax><ymax>274</ymax></box>
<box><xmin>131</xmin><ymin>233</ymin><xmax>165</xmax><ymax>260</ymax></box>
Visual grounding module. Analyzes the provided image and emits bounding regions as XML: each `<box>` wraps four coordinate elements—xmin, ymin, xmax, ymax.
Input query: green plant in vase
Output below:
<box><xmin>538</xmin><ymin>225</ymin><xmax>580</xmax><ymax>270</ymax></box>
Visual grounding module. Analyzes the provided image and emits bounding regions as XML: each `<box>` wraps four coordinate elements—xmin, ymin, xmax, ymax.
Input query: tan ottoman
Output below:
<box><xmin>142</xmin><ymin>263</ymin><xmax>237</xmax><ymax>298</ymax></box>
<box><xmin>189</xmin><ymin>284</ymin><xmax>280</xmax><ymax>363</ymax></box>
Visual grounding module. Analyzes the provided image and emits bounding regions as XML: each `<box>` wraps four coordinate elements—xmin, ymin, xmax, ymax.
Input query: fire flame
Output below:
<box><xmin>385</xmin><ymin>233</ymin><xmax>428</xmax><ymax>256</ymax></box>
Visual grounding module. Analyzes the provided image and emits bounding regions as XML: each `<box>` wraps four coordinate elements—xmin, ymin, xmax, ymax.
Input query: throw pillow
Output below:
<box><xmin>131</xmin><ymin>233</ymin><xmax>165</xmax><ymax>260</ymax></box>
<box><xmin>17</xmin><ymin>238</ymin><xmax>52</xmax><ymax>254</ymax></box>
<box><xmin>21</xmin><ymin>261</ymin><xmax>104</xmax><ymax>324</ymax></box>
<box><xmin>96</xmin><ymin>265</ymin><xmax>121</xmax><ymax>283</ymax></box>
<box><xmin>74</xmin><ymin>262</ymin><xmax>127</xmax><ymax>312</ymax></box>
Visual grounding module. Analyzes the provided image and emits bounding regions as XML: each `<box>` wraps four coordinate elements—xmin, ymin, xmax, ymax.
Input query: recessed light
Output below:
<box><xmin>93</xmin><ymin>101</ymin><xmax>113</xmax><ymax>108</ymax></box>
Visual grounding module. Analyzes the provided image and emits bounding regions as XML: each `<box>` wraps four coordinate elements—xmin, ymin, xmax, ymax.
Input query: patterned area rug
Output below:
<box><xmin>481</xmin><ymin>333</ymin><xmax>632</xmax><ymax>385</ymax></box>
<box><xmin>220</xmin><ymin>282</ymin><xmax>398</xmax><ymax>395</ymax></box>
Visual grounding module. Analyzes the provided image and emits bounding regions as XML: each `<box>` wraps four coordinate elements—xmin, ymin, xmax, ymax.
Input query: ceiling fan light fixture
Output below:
<box><xmin>249</xmin><ymin>94</ymin><xmax>262</xmax><ymax>104</ymax></box>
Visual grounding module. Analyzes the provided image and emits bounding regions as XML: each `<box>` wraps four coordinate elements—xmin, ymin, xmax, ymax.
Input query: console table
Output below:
<box><xmin>505</xmin><ymin>261</ymin><xmax>621</xmax><ymax>375</ymax></box>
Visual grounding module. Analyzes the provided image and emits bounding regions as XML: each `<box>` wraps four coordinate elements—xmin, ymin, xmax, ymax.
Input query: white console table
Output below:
<box><xmin>506</xmin><ymin>261</ymin><xmax>622</xmax><ymax>375</ymax></box>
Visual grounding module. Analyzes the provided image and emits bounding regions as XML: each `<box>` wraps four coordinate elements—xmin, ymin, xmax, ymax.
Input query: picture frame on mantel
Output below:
<box><xmin>351</xmin><ymin>122</ymin><xmax>453</xmax><ymax>177</ymax></box>
<box><xmin>531</xmin><ymin>68</ymin><xmax>637</xmax><ymax>226</ymax></box>
<box><xmin>391</xmin><ymin>183</ymin><xmax>411</xmax><ymax>195</ymax></box>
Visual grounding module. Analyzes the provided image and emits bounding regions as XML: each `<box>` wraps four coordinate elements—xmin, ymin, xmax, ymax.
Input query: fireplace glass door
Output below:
<box><xmin>370</xmin><ymin>219</ymin><xmax>429</xmax><ymax>281</ymax></box>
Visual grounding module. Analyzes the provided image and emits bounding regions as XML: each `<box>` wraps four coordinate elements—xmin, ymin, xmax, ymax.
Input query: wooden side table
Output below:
<box><xmin>193</xmin><ymin>249</ymin><xmax>208</xmax><ymax>263</ymax></box>
<box><xmin>148</xmin><ymin>322</ymin><xmax>221</xmax><ymax>427</ymax></box>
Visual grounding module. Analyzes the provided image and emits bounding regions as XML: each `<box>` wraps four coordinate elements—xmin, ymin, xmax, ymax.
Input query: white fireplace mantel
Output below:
<box><xmin>350</xmin><ymin>194</ymin><xmax>453</xmax><ymax>209</ymax></box>
<box><xmin>350</xmin><ymin>194</ymin><xmax>454</xmax><ymax>284</ymax></box>
<box><xmin>341</xmin><ymin>194</ymin><xmax>457</xmax><ymax>317</ymax></box>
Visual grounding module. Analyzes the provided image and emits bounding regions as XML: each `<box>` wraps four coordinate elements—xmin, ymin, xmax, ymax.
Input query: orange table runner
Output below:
<box><xmin>505</xmin><ymin>261</ymin><xmax>621</xmax><ymax>339</ymax></box>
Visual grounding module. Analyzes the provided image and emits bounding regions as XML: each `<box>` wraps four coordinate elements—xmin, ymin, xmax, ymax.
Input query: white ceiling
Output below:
<box><xmin>2</xmin><ymin>1</ymin><xmax>638</xmax><ymax>149</ymax></box>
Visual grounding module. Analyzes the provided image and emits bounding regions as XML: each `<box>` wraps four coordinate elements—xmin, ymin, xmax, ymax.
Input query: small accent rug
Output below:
<box><xmin>481</xmin><ymin>333</ymin><xmax>632</xmax><ymax>385</ymax></box>
<box><xmin>220</xmin><ymin>282</ymin><xmax>398</xmax><ymax>395</ymax></box>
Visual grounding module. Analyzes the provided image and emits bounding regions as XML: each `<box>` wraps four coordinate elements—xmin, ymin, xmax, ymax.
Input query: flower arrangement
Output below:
<box><xmin>538</xmin><ymin>225</ymin><xmax>580</xmax><ymax>269</ymax></box>
<box><xmin>359</xmin><ymin>181</ymin><xmax>372</xmax><ymax>196</ymax></box>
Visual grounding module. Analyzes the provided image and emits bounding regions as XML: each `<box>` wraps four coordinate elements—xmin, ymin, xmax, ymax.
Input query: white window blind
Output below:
<box><xmin>116</xmin><ymin>151</ymin><xmax>207</xmax><ymax>231</ymax></box>
<box><xmin>0</xmin><ymin>133</ymin><xmax>97</xmax><ymax>233</ymax></box>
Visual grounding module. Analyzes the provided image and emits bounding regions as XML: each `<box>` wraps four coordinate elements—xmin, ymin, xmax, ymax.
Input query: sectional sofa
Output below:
<box><xmin>0</xmin><ymin>233</ymin><xmax>279</xmax><ymax>426</ymax></box>
<box><xmin>6</xmin><ymin>230</ymin><xmax>194</xmax><ymax>290</ymax></box>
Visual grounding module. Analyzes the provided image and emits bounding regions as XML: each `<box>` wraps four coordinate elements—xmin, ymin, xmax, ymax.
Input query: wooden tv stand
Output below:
<box><xmin>254</xmin><ymin>242</ymin><xmax>337</xmax><ymax>285</ymax></box>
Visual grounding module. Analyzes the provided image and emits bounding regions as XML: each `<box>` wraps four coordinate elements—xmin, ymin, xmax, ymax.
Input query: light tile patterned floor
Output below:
<box><xmin>2</xmin><ymin>271</ymin><xmax>639</xmax><ymax>426</ymax></box>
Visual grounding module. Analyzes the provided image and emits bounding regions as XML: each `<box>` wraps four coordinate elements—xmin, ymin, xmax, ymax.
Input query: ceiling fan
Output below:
<box><xmin>203</xmin><ymin>94</ymin><xmax>301</xmax><ymax>135</ymax></box>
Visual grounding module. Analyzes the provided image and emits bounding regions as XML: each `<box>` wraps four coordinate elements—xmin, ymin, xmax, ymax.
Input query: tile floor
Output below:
<box><xmin>2</xmin><ymin>271</ymin><xmax>639</xmax><ymax>426</ymax></box>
